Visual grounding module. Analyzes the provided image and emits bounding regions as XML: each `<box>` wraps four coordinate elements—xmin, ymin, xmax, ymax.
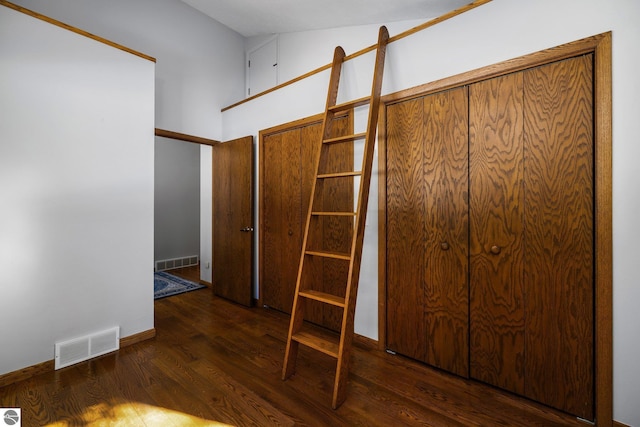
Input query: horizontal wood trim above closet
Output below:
<box><xmin>155</xmin><ymin>128</ymin><xmax>221</xmax><ymax>146</ymax></box>
<box><xmin>221</xmin><ymin>0</ymin><xmax>491</xmax><ymax>112</ymax></box>
<box><xmin>0</xmin><ymin>0</ymin><xmax>156</xmax><ymax>62</ymax></box>
<box><xmin>381</xmin><ymin>32</ymin><xmax>609</xmax><ymax>105</ymax></box>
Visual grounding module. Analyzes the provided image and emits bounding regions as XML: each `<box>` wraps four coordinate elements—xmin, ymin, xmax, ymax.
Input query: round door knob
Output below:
<box><xmin>440</xmin><ymin>242</ymin><xmax>450</xmax><ymax>251</ymax></box>
<box><xmin>288</xmin><ymin>229</ymin><xmax>293</xmax><ymax>236</ymax></box>
<box><xmin>490</xmin><ymin>245</ymin><xmax>501</xmax><ymax>255</ymax></box>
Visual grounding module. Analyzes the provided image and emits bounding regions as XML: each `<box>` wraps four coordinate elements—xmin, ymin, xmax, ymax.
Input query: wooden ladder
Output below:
<box><xmin>282</xmin><ymin>25</ymin><xmax>389</xmax><ymax>409</ymax></box>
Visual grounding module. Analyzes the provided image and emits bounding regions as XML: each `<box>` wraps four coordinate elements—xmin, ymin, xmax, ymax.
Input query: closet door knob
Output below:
<box><xmin>440</xmin><ymin>242</ymin><xmax>450</xmax><ymax>251</ymax></box>
<box><xmin>490</xmin><ymin>245</ymin><xmax>501</xmax><ymax>255</ymax></box>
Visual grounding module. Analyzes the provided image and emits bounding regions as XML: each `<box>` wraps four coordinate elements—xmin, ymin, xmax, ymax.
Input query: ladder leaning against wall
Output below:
<box><xmin>281</xmin><ymin>25</ymin><xmax>389</xmax><ymax>409</ymax></box>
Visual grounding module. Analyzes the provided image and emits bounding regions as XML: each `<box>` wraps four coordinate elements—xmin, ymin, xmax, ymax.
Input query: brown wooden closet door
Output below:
<box><xmin>386</xmin><ymin>97</ymin><xmax>427</xmax><ymax>362</ymax></box>
<box><xmin>469</xmin><ymin>56</ymin><xmax>594</xmax><ymax>419</ymax></box>
<box><xmin>469</xmin><ymin>72</ymin><xmax>526</xmax><ymax>395</ymax></box>
<box><xmin>262</xmin><ymin>129</ymin><xmax>302</xmax><ymax>313</ymax></box>
<box><xmin>212</xmin><ymin>136</ymin><xmax>254</xmax><ymax>307</ymax></box>
<box><xmin>261</xmin><ymin>116</ymin><xmax>353</xmax><ymax>332</ymax></box>
<box><xmin>522</xmin><ymin>55</ymin><xmax>594</xmax><ymax>420</ymax></box>
<box><xmin>422</xmin><ymin>88</ymin><xmax>469</xmax><ymax>377</ymax></box>
<box><xmin>386</xmin><ymin>88</ymin><xmax>469</xmax><ymax>376</ymax></box>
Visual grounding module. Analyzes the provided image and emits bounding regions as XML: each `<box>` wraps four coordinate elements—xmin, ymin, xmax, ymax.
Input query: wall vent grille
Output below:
<box><xmin>54</xmin><ymin>326</ymin><xmax>120</xmax><ymax>370</ymax></box>
<box><xmin>155</xmin><ymin>255</ymin><xmax>199</xmax><ymax>272</ymax></box>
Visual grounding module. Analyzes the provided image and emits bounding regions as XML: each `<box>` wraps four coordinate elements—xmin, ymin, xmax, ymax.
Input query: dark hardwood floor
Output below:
<box><xmin>0</xmin><ymin>266</ymin><xmax>588</xmax><ymax>426</ymax></box>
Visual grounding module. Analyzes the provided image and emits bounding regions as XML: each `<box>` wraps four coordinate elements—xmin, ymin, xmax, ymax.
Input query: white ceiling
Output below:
<box><xmin>179</xmin><ymin>0</ymin><xmax>472</xmax><ymax>37</ymax></box>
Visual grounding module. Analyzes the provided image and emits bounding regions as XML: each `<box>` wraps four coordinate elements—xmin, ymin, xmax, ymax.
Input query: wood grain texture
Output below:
<box><xmin>593</xmin><ymin>32</ymin><xmax>613</xmax><ymax>427</ymax></box>
<box><xmin>422</xmin><ymin>87</ymin><xmax>469</xmax><ymax>377</ymax></box>
<box><xmin>386</xmin><ymin>88</ymin><xmax>469</xmax><ymax>377</ymax></box>
<box><xmin>261</xmin><ymin>128</ymin><xmax>302</xmax><ymax>313</ymax></box>
<box><xmin>522</xmin><ymin>55</ymin><xmax>594</xmax><ymax>420</ymax></box>
<box><xmin>377</xmin><ymin>103</ymin><xmax>390</xmax><ymax>351</ymax></box>
<box><xmin>261</xmin><ymin>130</ymin><xmax>285</xmax><ymax>310</ymax></box>
<box><xmin>119</xmin><ymin>328</ymin><xmax>156</xmax><ymax>348</ymax></box>
<box><xmin>468</xmin><ymin>72</ymin><xmax>526</xmax><ymax>394</ymax></box>
<box><xmin>260</xmin><ymin>115</ymin><xmax>353</xmax><ymax>332</ymax></box>
<box><xmin>0</xmin><ymin>361</ymin><xmax>54</xmax><ymax>389</ymax></box>
<box><xmin>300</xmin><ymin>121</ymin><xmax>326</xmax><ymax>327</ymax></box>
<box><xmin>0</xmin><ymin>328</ymin><xmax>156</xmax><ymax>389</ymax></box>
<box><xmin>212</xmin><ymin>136</ymin><xmax>253</xmax><ymax>306</ymax></box>
<box><xmin>381</xmin><ymin>33</ymin><xmax>609</xmax><ymax>108</ymax></box>
<box><xmin>378</xmin><ymin>32</ymin><xmax>611</xmax><ymax>425</ymax></box>
<box><xmin>385</xmin><ymin>97</ymin><xmax>427</xmax><ymax>362</ymax></box>
<box><xmin>1</xmin><ymin>288</ymin><xmax>590</xmax><ymax>426</ymax></box>
<box><xmin>311</xmin><ymin>115</ymin><xmax>354</xmax><ymax>331</ymax></box>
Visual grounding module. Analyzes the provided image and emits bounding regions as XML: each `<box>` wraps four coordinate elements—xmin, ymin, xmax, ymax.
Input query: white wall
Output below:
<box><xmin>200</xmin><ymin>144</ymin><xmax>213</xmax><ymax>283</ymax></box>
<box><xmin>244</xmin><ymin>19</ymin><xmax>426</xmax><ymax>94</ymax></box>
<box><xmin>154</xmin><ymin>137</ymin><xmax>200</xmax><ymax>261</ymax></box>
<box><xmin>11</xmin><ymin>0</ymin><xmax>247</xmax><ymax>281</ymax></box>
<box><xmin>11</xmin><ymin>0</ymin><xmax>245</xmax><ymax>138</ymax></box>
<box><xmin>0</xmin><ymin>6</ymin><xmax>154</xmax><ymax>374</ymax></box>
<box><xmin>222</xmin><ymin>0</ymin><xmax>640</xmax><ymax>424</ymax></box>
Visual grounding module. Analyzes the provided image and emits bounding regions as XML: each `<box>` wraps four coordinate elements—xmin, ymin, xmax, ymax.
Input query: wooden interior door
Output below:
<box><xmin>386</xmin><ymin>87</ymin><xmax>469</xmax><ymax>377</ymax></box>
<box><xmin>212</xmin><ymin>136</ymin><xmax>254</xmax><ymax>307</ymax></box>
<box><xmin>469</xmin><ymin>56</ymin><xmax>594</xmax><ymax>419</ymax></box>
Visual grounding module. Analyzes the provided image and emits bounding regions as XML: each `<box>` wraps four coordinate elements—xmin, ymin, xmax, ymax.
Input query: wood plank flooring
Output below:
<box><xmin>0</xmin><ymin>266</ymin><xmax>589</xmax><ymax>426</ymax></box>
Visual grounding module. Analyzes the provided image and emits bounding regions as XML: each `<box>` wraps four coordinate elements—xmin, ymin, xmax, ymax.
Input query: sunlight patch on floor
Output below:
<box><xmin>45</xmin><ymin>400</ymin><xmax>235</xmax><ymax>427</ymax></box>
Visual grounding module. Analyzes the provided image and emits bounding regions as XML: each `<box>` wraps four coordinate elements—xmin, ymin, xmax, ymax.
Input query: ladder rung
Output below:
<box><xmin>317</xmin><ymin>171</ymin><xmax>362</xmax><ymax>179</ymax></box>
<box><xmin>329</xmin><ymin>96</ymin><xmax>371</xmax><ymax>113</ymax></box>
<box><xmin>311</xmin><ymin>211</ymin><xmax>356</xmax><ymax>217</ymax></box>
<box><xmin>323</xmin><ymin>132</ymin><xmax>366</xmax><ymax>144</ymax></box>
<box><xmin>292</xmin><ymin>331</ymin><xmax>339</xmax><ymax>358</ymax></box>
<box><xmin>299</xmin><ymin>290</ymin><xmax>346</xmax><ymax>307</ymax></box>
<box><xmin>305</xmin><ymin>250</ymin><xmax>351</xmax><ymax>260</ymax></box>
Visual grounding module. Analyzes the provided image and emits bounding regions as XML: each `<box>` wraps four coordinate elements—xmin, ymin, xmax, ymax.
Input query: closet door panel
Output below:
<box><xmin>262</xmin><ymin>129</ymin><xmax>302</xmax><ymax>313</ymax></box>
<box><xmin>386</xmin><ymin>98</ymin><xmax>427</xmax><ymax>361</ymax></box>
<box><xmin>422</xmin><ymin>88</ymin><xmax>469</xmax><ymax>377</ymax></box>
<box><xmin>469</xmin><ymin>73</ymin><xmax>525</xmax><ymax>394</ymax></box>
<box><xmin>262</xmin><ymin>132</ymin><xmax>286</xmax><ymax>311</ymax></box>
<box><xmin>262</xmin><ymin>116</ymin><xmax>353</xmax><ymax>332</ymax></box>
<box><xmin>522</xmin><ymin>56</ymin><xmax>594</xmax><ymax>419</ymax></box>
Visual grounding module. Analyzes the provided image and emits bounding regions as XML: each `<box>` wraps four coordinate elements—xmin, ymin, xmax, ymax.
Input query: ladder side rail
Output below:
<box><xmin>332</xmin><ymin>26</ymin><xmax>390</xmax><ymax>408</ymax></box>
<box><xmin>321</xmin><ymin>46</ymin><xmax>346</xmax><ymax>140</ymax></box>
<box><xmin>282</xmin><ymin>45</ymin><xmax>346</xmax><ymax>380</ymax></box>
<box><xmin>340</xmin><ymin>25</ymin><xmax>389</xmax><ymax>349</ymax></box>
